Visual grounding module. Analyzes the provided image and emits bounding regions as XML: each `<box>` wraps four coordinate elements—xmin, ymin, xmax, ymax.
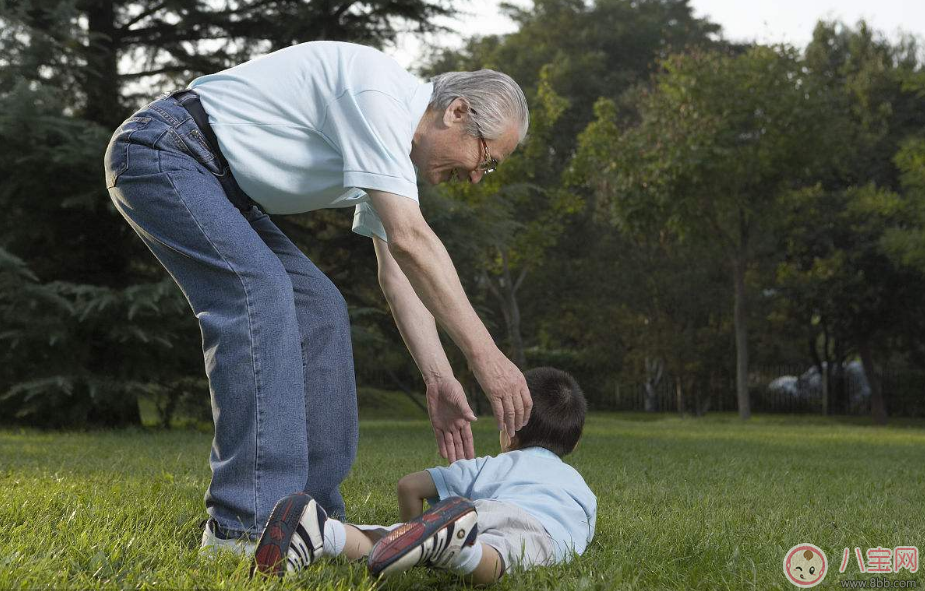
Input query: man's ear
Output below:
<box><xmin>442</xmin><ymin>97</ymin><xmax>470</xmax><ymax>128</ymax></box>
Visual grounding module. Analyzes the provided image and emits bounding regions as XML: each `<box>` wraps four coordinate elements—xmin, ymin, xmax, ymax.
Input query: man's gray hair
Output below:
<box><xmin>429</xmin><ymin>70</ymin><xmax>529</xmax><ymax>143</ymax></box>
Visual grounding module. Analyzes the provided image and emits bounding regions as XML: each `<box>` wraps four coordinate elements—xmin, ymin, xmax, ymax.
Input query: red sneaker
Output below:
<box><xmin>252</xmin><ymin>493</ymin><xmax>327</xmax><ymax>577</ymax></box>
<box><xmin>367</xmin><ymin>496</ymin><xmax>479</xmax><ymax>577</ymax></box>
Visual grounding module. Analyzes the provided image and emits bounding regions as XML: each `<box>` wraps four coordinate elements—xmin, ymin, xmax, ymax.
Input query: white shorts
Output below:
<box><xmin>353</xmin><ymin>499</ymin><xmax>557</xmax><ymax>573</ymax></box>
<box><xmin>471</xmin><ymin>499</ymin><xmax>557</xmax><ymax>572</ymax></box>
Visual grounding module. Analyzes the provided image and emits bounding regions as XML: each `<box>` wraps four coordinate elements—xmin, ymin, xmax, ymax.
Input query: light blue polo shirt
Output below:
<box><xmin>426</xmin><ymin>447</ymin><xmax>597</xmax><ymax>561</ymax></box>
<box><xmin>188</xmin><ymin>41</ymin><xmax>433</xmax><ymax>241</ymax></box>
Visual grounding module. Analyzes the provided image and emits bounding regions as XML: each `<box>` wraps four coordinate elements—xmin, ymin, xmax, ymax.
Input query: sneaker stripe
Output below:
<box><xmin>295</xmin><ymin>523</ymin><xmax>316</xmax><ymax>561</ymax></box>
<box><xmin>289</xmin><ymin>535</ymin><xmax>309</xmax><ymax>567</ymax></box>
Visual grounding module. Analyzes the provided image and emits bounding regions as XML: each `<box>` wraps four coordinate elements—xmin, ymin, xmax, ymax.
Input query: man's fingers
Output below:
<box><xmin>522</xmin><ymin>384</ymin><xmax>534</xmax><ymax>427</ymax></box>
<box><xmin>461</xmin><ymin>423</ymin><xmax>475</xmax><ymax>459</ymax></box>
<box><xmin>443</xmin><ymin>431</ymin><xmax>458</xmax><ymax>464</ymax></box>
<box><xmin>501</xmin><ymin>394</ymin><xmax>516</xmax><ymax>438</ymax></box>
<box><xmin>512</xmin><ymin>387</ymin><xmax>525</xmax><ymax>433</ymax></box>
<box><xmin>451</xmin><ymin>429</ymin><xmax>465</xmax><ymax>462</ymax></box>
<box><xmin>435</xmin><ymin>428</ymin><xmax>448</xmax><ymax>460</ymax></box>
<box><xmin>459</xmin><ymin>398</ymin><xmax>478</xmax><ymax>422</ymax></box>
<box><xmin>489</xmin><ymin>396</ymin><xmax>505</xmax><ymax>432</ymax></box>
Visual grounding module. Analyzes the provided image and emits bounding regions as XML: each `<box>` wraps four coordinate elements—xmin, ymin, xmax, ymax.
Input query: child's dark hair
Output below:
<box><xmin>514</xmin><ymin>367</ymin><xmax>586</xmax><ymax>457</ymax></box>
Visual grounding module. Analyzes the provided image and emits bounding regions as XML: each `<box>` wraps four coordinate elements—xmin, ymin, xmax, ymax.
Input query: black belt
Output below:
<box><xmin>170</xmin><ymin>89</ymin><xmax>256</xmax><ymax>215</ymax></box>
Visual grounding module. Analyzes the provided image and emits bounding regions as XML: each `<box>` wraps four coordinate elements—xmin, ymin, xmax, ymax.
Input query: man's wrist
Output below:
<box><xmin>422</xmin><ymin>366</ymin><xmax>454</xmax><ymax>387</ymax></box>
<box><xmin>466</xmin><ymin>342</ymin><xmax>503</xmax><ymax>371</ymax></box>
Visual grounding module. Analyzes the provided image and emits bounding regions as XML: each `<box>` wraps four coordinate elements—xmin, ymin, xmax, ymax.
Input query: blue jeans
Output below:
<box><xmin>103</xmin><ymin>93</ymin><xmax>358</xmax><ymax>537</ymax></box>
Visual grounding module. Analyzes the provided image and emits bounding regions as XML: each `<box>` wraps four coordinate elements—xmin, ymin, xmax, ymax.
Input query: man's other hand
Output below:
<box><xmin>471</xmin><ymin>354</ymin><xmax>532</xmax><ymax>438</ymax></box>
<box><xmin>426</xmin><ymin>377</ymin><xmax>477</xmax><ymax>463</ymax></box>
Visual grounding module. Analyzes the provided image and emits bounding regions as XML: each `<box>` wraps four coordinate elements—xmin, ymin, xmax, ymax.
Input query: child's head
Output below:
<box><xmin>501</xmin><ymin>367</ymin><xmax>587</xmax><ymax>457</ymax></box>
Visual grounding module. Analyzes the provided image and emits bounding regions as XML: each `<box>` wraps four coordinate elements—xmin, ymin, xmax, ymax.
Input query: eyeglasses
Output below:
<box><xmin>476</xmin><ymin>134</ymin><xmax>499</xmax><ymax>174</ymax></box>
<box><xmin>470</xmin><ymin>110</ymin><xmax>500</xmax><ymax>175</ymax></box>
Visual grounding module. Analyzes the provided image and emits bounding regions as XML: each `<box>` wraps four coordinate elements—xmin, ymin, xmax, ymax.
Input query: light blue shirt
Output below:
<box><xmin>427</xmin><ymin>447</ymin><xmax>597</xmax><ymax>561</ymax></box>
<box><xmin>188</xmin><ymin>41</ymin><xmax>433</xmax><ymax>241</ymax></box>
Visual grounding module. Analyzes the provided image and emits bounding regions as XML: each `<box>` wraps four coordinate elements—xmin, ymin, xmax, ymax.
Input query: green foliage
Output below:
<box><xmin>881</xmin><ymin>138</ymin><xmax>925</xmax><ymax>271</ymax></box>
<box><xmin>0</xmin><ymin>246</ymin><xmax>204</xmax><ymax>427</ymax></box>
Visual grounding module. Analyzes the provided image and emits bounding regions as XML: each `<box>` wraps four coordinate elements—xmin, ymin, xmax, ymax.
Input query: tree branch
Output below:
<box><xmin>119</xmin><ymin>66</ymin><xmax>189</xmax><ymax>80</ymax></box>
<box><xmin>120</xmin><ymin>1</ymin><xmax>168</xmax><ymax>30</ymax></box>
<box><xmin>513</xmin><ymin>265</ymin><xmax>528</xmax><ymax>294</ymax></box>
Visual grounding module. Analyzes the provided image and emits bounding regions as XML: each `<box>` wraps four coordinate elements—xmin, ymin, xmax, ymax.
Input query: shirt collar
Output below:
<box><xmin>520</xmin><ymin>446</ymin><xmax>561</xmax><ymax>460</ymax></box>
<box><xmin>409</xmin><ymin>81</ymin><xmax>433</xmax><ymax>132</ymax></box>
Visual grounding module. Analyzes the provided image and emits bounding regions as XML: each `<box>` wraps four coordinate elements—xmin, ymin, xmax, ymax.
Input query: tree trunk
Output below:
<box><xmin>484</xmin><ymin>251</ymin><xmax>527</xmax><ymax>369</ymax></box>
<box><xmin>821</xmin><ymin>323</ymin><xmax>830</xmax><ymax>415</ymax></box>
<box><xmin>675</xmin><ymin>375</ymin><xmax>684</xmax><ymax>416</ymax></box>
<box><xmin>83</xmin><ymin>0</ymin><xmax>124</xmax><ymax>128</ymax></box>
<box><xmin>505</xmin><ymin>287</ymin><xmax>526</xmax><ymax>368</ymax></box>
<box><xmin>643</xmin><ymin>356</ymin><xmax>662</xmax><ymax>412</ymax></box>
<box><xmin>732</xmin><ymin>253</ymin><xmax>751</xmax><ymax>419</ymax></box>
<box><xmin>858</xmin><ymin>339</ymin><xmax>886</xmax><ymax>425</ymax></box>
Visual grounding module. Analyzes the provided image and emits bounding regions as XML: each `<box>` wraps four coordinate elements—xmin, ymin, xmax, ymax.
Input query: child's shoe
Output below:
<box><xmin>252</xmin><ymin>492</ymin><xmax>327</xmax><ymax>576</ymax></box>
<box><xmin>367</xmin><ymin>496</ymin><xmax>479</xmax><ymax>576</ymax></box>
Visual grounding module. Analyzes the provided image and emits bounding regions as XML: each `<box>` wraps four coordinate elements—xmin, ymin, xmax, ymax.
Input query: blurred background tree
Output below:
<box><xmin>1</xmin><ymin>0</ymin><xmax>923</xmax><ymax>427</ymax></box>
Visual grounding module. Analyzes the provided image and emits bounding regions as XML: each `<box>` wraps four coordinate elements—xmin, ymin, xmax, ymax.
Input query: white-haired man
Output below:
<box><xmin>102</xmin><ymin>40</ymin><xmax>533</xmax><ymax>552</ymax></box>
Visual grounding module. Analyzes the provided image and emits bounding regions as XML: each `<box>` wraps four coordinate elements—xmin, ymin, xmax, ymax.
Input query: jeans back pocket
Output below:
<box><xmin>168</xmin><ymin>126</ymin><xmax>224</xmax><ymax>176</ymax></box>
<box><xmin>104</xmin><ymin>116</ymin><xmax>152</xmax><ymax>188</ymax></box>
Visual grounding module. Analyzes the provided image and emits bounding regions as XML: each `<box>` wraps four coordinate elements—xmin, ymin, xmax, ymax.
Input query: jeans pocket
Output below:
<box><xmin>169</xmin><ymin>127</ymin><xmax>222</xmax><ymax>175</ymax></box>
<box><xmin>104</xmin><ymin>116</ymin><xmax>152</xmax><ymax>188</ymax></box>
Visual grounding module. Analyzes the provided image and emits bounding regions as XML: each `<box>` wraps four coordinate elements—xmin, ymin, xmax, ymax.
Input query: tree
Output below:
<box><xmin>771</xmin><ymin>21</ymin><xmax>925</xmax><ymax>424</ymax></box>
<box><xmin>420</xmin><ymin>0</ymin><xmax>724</xmax><ymax>391</ymax></box>
<box><xmin>574</xmin><ymin>46</ymin><xmax>839</xmax><ymax>418</ymax></box>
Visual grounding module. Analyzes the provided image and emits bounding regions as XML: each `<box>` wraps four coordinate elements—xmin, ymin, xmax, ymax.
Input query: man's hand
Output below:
<box><xmin>426</xmin><ymin>377</ymin><xmax>477</xmax><ymax>463</ymax></box>
<box><xmin>471</xmin><ymin>353</ymin><xmax>532</xmax><ymax>439</ymax></box>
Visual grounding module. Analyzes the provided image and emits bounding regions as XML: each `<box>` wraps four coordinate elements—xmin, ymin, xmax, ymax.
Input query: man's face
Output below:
<box><xmin>413</xmin><ymin>99</ymin><xmax>521</xmax><ymax>186</ymax></box>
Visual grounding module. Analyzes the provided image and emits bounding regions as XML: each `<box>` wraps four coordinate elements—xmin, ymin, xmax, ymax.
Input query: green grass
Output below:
<box><xmin>2</xmin><ymin>413</ymin><xmax>924</xmax><ymax>589</ymax></box>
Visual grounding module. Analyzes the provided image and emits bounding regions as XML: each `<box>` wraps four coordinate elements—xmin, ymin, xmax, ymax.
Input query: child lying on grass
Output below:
<box><xmin>252</xmin><ymin>367</ymin><xmax>596</xmax><ymax>585</ymax></box>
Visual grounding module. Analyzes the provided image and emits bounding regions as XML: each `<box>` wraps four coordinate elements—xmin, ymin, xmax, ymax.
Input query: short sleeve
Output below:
<box><xmin>352</xmin><ymin>202</ymin><xmax>388</xmax><ymax>242</ymax></box>
<box><xmin>322</xmin><ymin>90</ymin><xmax>419</xmax><ymax>200</ymax></box>
<box><xmin>426</xmin><ymin>457</ymin><xmax>488</xmax><ymax>501</ymax></box>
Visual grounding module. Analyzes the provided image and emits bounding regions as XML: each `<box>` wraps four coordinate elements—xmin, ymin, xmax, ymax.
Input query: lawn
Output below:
<box><xmin>1</xmin><ymin>413</ymin><xmax>924</xmax><ymax>590</ymax></box>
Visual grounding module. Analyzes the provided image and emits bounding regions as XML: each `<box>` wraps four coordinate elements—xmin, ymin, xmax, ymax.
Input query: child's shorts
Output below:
<box><xmin>472</xmin><ymin>499</ymin><xmax>557</xmax><ymax>572</ymax></box>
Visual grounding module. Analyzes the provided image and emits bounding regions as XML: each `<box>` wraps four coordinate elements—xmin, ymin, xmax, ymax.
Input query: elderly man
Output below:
<box><xmin>102</xmin><ymin>41</ymin><xmax>532</xmax><ymax>551</ymax></box>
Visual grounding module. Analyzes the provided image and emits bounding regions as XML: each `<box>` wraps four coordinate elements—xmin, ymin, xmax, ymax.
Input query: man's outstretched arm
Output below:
<box><xmin>366</xmin><ymin>190</ymin><xmax>532</xmax><ymax>438</ymax></box>
<box><xmin>374</xmin><ymin>236</ymin><xmax>476</xmax><ymax>462</ymax></box>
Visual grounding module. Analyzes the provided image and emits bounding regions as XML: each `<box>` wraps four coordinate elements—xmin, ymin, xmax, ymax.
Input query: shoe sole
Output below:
<box><xmin>367</xmin><ymin>496</ymin><xmax>476</xmax><ymax>576</ymax></box>
<box><xmin>252</xmin><ymin>493</ymin><xmax>314</xmax><ymax>577</ymax></box>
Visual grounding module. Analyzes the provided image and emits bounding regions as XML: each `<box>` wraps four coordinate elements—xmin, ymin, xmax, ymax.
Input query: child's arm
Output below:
<box><xmin>396</xmin><ymin>471</ymin><xmax>439</xmax><ymax>521</ymax></box>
